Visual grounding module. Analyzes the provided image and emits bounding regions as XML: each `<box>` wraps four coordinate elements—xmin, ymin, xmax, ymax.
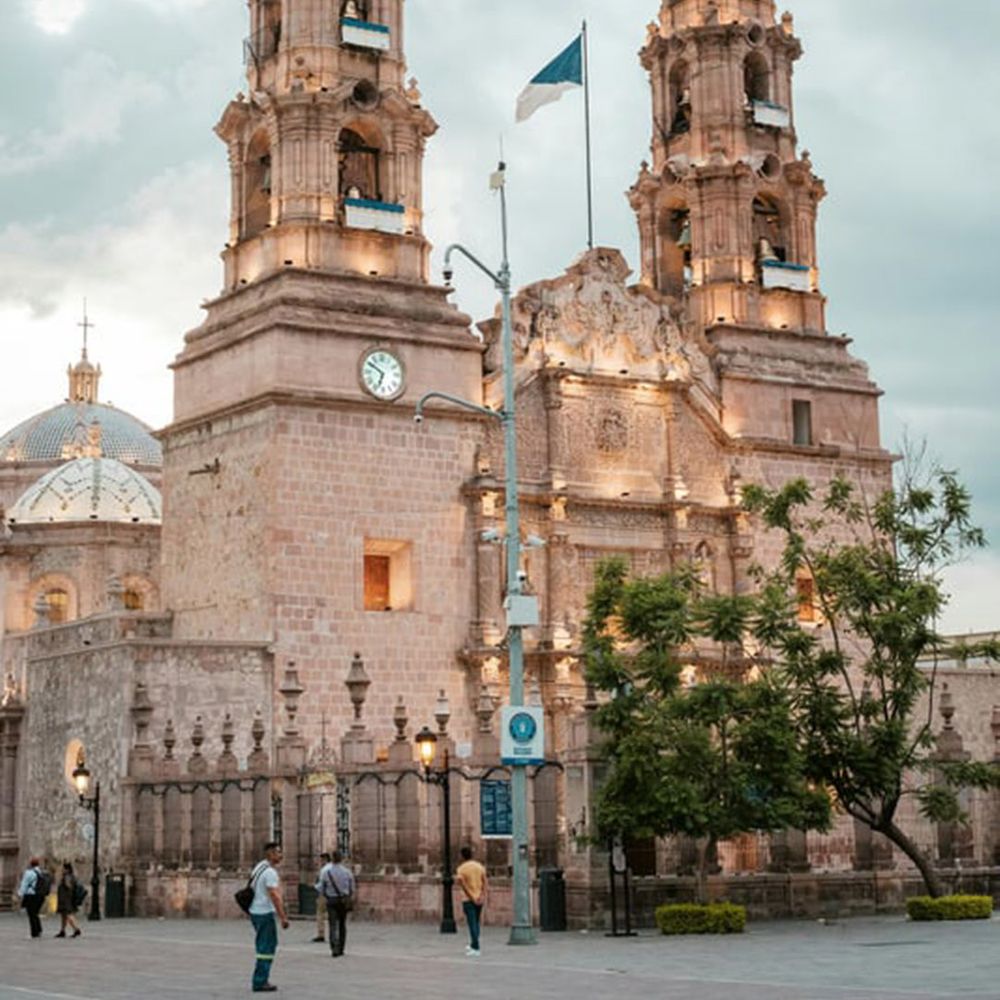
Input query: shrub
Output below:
<box><xmin>655</xmin><ymin>902</ymin><xmax>747</xmax><ymax>935</ymax></box>
<box><xmin>906</xmin><ymin>895</ymin><xmax>994</xmax><ymax>921</ymax></box>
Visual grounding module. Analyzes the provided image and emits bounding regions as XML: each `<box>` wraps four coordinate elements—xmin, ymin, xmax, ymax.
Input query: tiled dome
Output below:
<box><xmin>0</xmin><ymin>402</ymin><xmax>162</xmax><ymax>467</ymax></box>
<box><xmin>7</xmin><ymin>457</ymin><xmax>162</xmax><ymax>525</ymax></box>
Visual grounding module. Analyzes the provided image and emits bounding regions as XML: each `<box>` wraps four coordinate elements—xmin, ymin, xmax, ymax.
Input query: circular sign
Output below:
<box><xmin>509</xmin><ymin>711</ymin><xmax>538</xmax><ymax>744</ymax></box>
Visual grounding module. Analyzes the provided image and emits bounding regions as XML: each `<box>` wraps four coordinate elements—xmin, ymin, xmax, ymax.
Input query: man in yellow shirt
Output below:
<box><xmin>455</xmin><ymin>846</ymin><xmax>487</xmax><ymax>956</ymax></box>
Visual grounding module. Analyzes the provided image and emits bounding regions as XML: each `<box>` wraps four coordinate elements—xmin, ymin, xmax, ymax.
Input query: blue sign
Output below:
<box><xmin>480</xmin><ymin>779</ymin><xmax>512</xmax><ymax>838</ymax></box>
<box><xmin>500</xmin><ymin>706</ymin><xmax>545</xmax><ymax>765</ymax></box>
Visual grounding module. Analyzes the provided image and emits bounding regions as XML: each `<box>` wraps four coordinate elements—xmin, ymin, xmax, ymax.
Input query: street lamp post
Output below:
<box><xmin>415</xmin><ymin>726</ymin><xmax>457</xmax><ymax>934</ymax></box>
<box><xmin>415</xmin><ymin>162</ymin><xmax>536</xmax><ymax>946</ymax></box>
<box><xmin>71</xmin><ymin>751</ymin><xmax>101</xmax><ymax>922</ymax></box>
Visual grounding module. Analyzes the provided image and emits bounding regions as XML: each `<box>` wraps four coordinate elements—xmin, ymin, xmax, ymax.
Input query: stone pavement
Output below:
<box><xmin>0</xmin><ymin>912</ymin><xmax>997</xmax><ymax>1000</ymax></box>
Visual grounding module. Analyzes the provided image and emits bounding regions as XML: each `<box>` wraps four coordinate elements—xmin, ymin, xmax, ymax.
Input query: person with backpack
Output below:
<box><xmin>55</xmin><ymin>862</ymin><xmax>84</xmax><ymax>938</ymax></box>
<box><xmin>245</xmin><ymin>842</ymin><xmax>289</xmax><ymax>993</ymax></box>
<box><xmin>318</xmin><ymin>850</ymin><xmax>355</xmax><ymax>957</ymax></box>
<box><xmin>18</xmin><ymin>857</ymin><xmax>51</xmax><ymax>939</ymax></box>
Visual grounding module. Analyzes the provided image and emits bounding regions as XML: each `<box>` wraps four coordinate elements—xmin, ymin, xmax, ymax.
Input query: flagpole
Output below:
<box><xmin>582</xmin><ymin>19</ymin><xmax>594</xmax><ymax>250</ymax></box>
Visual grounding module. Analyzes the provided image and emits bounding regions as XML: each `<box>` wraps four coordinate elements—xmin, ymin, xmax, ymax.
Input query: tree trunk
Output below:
<box><xmin>695</xmin><ymin>835</ymin><xmax>716</xmax><ymax>905</ymax></box>
<box><xmin>880</xmin><ymin>820</ymin><xmax>945</xmax><ymax>898</ymax></box>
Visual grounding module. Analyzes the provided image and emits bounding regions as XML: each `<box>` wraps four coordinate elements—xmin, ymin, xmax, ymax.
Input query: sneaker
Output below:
<box><xmin>466</xmin><ymin>948</ymin><xmax>481</xmax><ymax>958</ymax></box>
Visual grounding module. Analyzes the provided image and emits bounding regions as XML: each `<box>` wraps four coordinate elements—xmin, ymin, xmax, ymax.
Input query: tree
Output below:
<box><xmin>583</xmin><ymin>558</ymin><xmax>831</xmax><ymax>895</ymax></box>
<box><xmin>743</xmin><ymin>470</ymin><xmax>1000</xmax><ymax>897</ymax></box>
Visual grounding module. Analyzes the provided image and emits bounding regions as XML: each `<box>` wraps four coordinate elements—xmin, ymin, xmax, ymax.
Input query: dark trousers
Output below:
<box><xmin>463</xmin><ymin>900</ymin><xmax>483</xmax><ymax>951</ymax></box>
<box><xmin>250</xmin><ymin>912</ymin><xmax>278</xmax><ymax>990</ymax></box>
<box><xmin>326</xmin><ymin>899</ymin><xmax>348</xmax><ymax>955</ymax></box>
<box><xmin>24</xmin><ymin>895</ymin><xmax>44</xmax><ymax>938</ymax></box>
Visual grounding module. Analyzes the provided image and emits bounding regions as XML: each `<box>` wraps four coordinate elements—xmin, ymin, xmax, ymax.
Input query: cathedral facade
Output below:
<box><xmin>1</xmin><ymin>0</ymin><xmax>997</xmax><ymax>924</ymax></box>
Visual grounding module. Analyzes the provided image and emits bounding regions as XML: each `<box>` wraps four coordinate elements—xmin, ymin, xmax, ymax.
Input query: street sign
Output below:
<box><xmin>500</xmin><ymin>705</ymin><xmax>545</xmax><ymax>766</ymax></box>
<box><xmin>480</xmin><ymin>779</ymin><xmax>513</xmax><ymax>838</ymax></box>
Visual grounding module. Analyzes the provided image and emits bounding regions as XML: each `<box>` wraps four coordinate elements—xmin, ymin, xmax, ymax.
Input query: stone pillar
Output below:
<box><xmin>768</xmin><ymin>829</ymin><xmax>810</xmax><ymax>873</ymax></box>
<box><xmin>934</xmin><ymin>685</ymin><xmax>973</xmax><ymax>865</ymax></box>
<box><xmin>277</xmin><ymin>661</ymin><xmax>307</xmax><ymax>771</ymax></box>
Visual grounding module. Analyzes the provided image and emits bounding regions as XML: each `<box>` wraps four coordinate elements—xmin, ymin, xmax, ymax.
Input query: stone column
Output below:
<box><xmin>934</xmin><ymin>685</ymin><xmax>973</xmax><ymax>865</ymax></box>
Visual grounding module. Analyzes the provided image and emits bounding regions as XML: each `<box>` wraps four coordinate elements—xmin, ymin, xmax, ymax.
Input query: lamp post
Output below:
<box><xmin>415</xmin><ymin>162</ymin><xmax>535</xmax><ymax>947</ymax></box>
<box><xmin>415</xmin><ymin>726</ymin><xmax>457</xmax><ymax>934</ymax></box>
<box><xmin>71</xmin><ymin>751</ymin><xmax>101</xmax><ymax>922</ymax></box>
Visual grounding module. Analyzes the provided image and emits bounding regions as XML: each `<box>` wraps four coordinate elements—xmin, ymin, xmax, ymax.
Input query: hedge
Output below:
<box><xmin>906</xmin><ymin>895</ymin><xmax>994</xmax><ymax>922</ymax></box>
<box><xmin>655</xmin><ymin>902</ymin><xmax>747</xmax><ymax>935</ymax></box>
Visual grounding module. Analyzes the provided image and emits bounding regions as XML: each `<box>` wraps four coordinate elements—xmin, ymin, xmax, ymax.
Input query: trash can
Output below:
<box><xmin>104</xmin><ymin>874</ymin><xmax>126</xmax><ymax>919</ymax></box>
<box><xmin>538</xmin><ymin>868</ymin><xmax>567</xmax><ymax>931</ymax></box>
<box><xmin>298</xmin><ymin>882</ymin><xmax>318</xmax><ymax>917</ymax></box>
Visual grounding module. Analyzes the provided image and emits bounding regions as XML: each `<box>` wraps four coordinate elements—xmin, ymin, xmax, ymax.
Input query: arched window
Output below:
<box><xmin>44</xmin><ymin>589</ymin><xmax>69</xmax><ymax>625</ymax></box>
<box><xmin>668</xmin><ymin>60</ymin><xmax>691</xmax><ymax>135</ymax></box>
<box><xmin>744</xmin><ymin>52</ymin><xmax>770</xmax><ymax>104</ymax></box>
<box><xmin>124</xmin><ymin>590</ymin><xmax>144</xmax><ymax>611</ymax></box>
<box><xmin>341</xmin><ymin>0</ymin><xmax>369</xmax><ymax>19</ymax></box>
<box><xmin>658</xmin><ymin>205</ymin><xmax>691</xmax><ymax>297</ymax></box>
<box><xmin>753</xmin><ymin>194</ymin><xmax>787</xmax><ymax>264</ymax></box>
<box><xmin>339</xmin><ymin>126</ymin><xmax>382</xmax><ymax>202</ymax></box>
<box><xmin>262</xmin><ymin>2</ymin><xmax>282</xmax><ymax>58</ymax></box>
<box><xmin>243</xmin><ymin>132</ymin><xmax>272</xmax><ymax>239</ymax></box>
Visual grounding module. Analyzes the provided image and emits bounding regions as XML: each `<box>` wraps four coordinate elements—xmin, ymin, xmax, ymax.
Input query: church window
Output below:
<box><xmin>792</xmin><ymin>399</ymin><xmax>812</xmax><ymax>446</ymax></box>
<box><xmin>44</xmin><ymin>589</ymin><xmax>69</xmax><ymax>625</ymax></box>
<box><xmin>341</xmin><ymin>0</ymin><xmax>369</xmax><ymax>20</ymax></box>
<box><xmin>796</xmin><ymin>574</ymin><xmax>818</xmax><ymax>623</ymax></box>
<box><xmin>753</xmin><ymin>195</ymin><xmax>787</xmax><ymax>265</ymax></box>
<box><xmin>339</xmin><ymin>128</ymin><xmax>381</xmax><ymax>203</ymax></box>
<box><xmin>659</xmin><ymin>205</ymin><xmax>692</xmax><ymax>297</ymax></box>
<box><xmin>744</xmin><ymin>52</ymin><xmax>771</xmax><ymax>104</ymax></box>
<box><xmin>364</xmin><ymin>539</ymin><xmax>413</xmax><ymax>612</ymax></box>
<box><xmin>243</xmin><ymin>133</ymin><xmax>273</xmax><ymax>239</ymax></box>
<box><xmin>124</xmin><ymin>589</ymin><xmax>144</xmax><ymax>611</ymax></box>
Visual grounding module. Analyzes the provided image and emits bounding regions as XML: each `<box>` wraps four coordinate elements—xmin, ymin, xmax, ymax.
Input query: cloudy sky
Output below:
<box><xmin>0</xmin><ymin>0</ymin><xmax>997</xmax><ymax>632</ymax></box>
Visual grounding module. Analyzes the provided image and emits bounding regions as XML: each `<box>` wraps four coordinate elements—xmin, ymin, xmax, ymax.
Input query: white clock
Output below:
<box><xmin>360</xmin><ymin>348</ymin><xmax>405</xmax><ymax>401</ymax></box>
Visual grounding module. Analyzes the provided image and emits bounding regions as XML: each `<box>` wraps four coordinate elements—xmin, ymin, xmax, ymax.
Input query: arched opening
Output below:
<box><xmin>744</xmin><ymin>52</ymin><xmax>771</xmax><ymax>104</ymax></box>
<box><xmin>668</xmin><ymin>60</ymin><xmax>691</xmax><ymax>135</ymax></box>
<box><xmin>339</xmin><ymin>125</ymin><xmax>383</xmax><ymax>202</ymax></box>
<box><xmin>243</xmin><ymin>131</ymin><xmax>272</xmax><ymax>239</ymax></box>
<box><xmin>658</xmin><ymin>204</ymin><xmax>692</xmax><ymax>297</ymax></box>
<box><xmin>341</xmin><ymin>0</ymin><xmax>369</xmax><ymax>19</ymax></box>
<box><xmin>753</xmin><ymin>194</ymin><xmax>787</xmax><ymax>265</ymax></box>
<box><xmin>693</xmin><ymin>541</ymin><xmax>716</xmax><ymax>592</ymax></box>
<box><xmin>43</xmin><ymin>588</ymin><xmax>69</xmax><ymax>625</ymax></box>
<box><xmin>124</xmin><ymin>589</ymin><xmax>144</xmax><ymax>611</ymax></box>
<box><xmin>261</xmin><ymin>1</ymin><xmax>282</xmax><ymax>58</ymax></box>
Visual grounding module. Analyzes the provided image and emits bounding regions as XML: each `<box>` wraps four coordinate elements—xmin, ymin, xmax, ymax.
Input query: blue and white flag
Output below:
<box><xmin>515</xmin><ymin>34</ymin><xmax>584</xmax><ymax>123</ymax></box>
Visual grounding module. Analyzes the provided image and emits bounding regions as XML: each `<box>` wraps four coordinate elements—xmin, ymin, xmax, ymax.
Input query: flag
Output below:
<box><xmin>515</xmin><ymin>34</ymin><xmax>584</xmax><ymax>123</ymax></box>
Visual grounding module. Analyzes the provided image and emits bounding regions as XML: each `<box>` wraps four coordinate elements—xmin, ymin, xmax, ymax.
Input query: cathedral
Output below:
<box><xmin>1</xmin><ymin>0</ymin><xmax>997</xmax><ymax>925</ymax></box>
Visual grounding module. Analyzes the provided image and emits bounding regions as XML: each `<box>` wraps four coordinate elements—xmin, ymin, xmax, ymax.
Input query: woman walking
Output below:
<box><xmin>55</xmin><ymin>863</ymin><xmax>82</xmax><ymax>938</ymax></box>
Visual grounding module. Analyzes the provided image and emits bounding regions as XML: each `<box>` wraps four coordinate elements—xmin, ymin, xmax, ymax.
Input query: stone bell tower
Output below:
<box><xmin>159</xmin><ymin>0</ymin><xmax>484</xmax><ymax>744</ymax></box>
<box><xmin>630</xmin><ymin>0</ymin><xmax>826</xmax><ymax>334</ymax></box>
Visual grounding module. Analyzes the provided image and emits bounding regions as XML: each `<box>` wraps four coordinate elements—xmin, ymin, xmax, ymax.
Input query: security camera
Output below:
<box><xmin>413</xmin><ymin>413</ymin><xmax>424</xmax><ymax>425</ymax></box>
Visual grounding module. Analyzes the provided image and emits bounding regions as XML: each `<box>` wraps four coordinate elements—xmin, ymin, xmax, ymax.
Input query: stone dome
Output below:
<box><xmin>7</xmin><ymin>457</ymin><xmax>162</xmax><ymax>525</ymax></box>
<box><xmin>0</xmin><ymin>401</ymin><xmax>162</xmax><ymax>467</ymax></box>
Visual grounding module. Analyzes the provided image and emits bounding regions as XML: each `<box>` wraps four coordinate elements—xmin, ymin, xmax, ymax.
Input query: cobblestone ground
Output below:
<box><xmin>0</xmin><ymin>912</ymin><xmax>997</xmax><ymax>999</ymax></box>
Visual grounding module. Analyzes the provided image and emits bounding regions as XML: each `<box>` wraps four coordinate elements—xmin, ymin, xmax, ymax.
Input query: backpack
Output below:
<box><xmin>235</xmin><ymin>862</ymin><xmax>267</xmax><ymax>915</ymax></box>
<box><xmin>72</xmin><ymin>881</ymin><xmax>88</xmax><ymax>908</ymax></box>
<box><xmin>34</xmin><ymin>869</ymin><xmax>52</xmax><ymax>898</ymax></box>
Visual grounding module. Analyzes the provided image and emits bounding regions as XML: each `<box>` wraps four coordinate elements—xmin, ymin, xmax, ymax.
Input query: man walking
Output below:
<box><xmin>312</xmin><ymin>852</ymin><xmax>331</xmax><ymax>943</ymax></box>
<box><xmin>318</xmin><ymin>850</ymin><xmax>355</xmax><ymax>957</ymax></box>
<box><xmin>18</xmin><ymin>857</ymin><xmax>48</xmax><ymax>939</ymax></box>
<box><xmin>456</xmin><ymin>846</ymin><xmax>487</xmax><ymax>957</ymax></box>
<box><xmin>248</xmin><ymin>842</ymin><xmax>289</xmax><ymax>993</ymax></box>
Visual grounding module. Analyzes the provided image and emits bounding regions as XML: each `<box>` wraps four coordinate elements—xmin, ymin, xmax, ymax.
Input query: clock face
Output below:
<box><xmin>360</xmin><ymin>349</ymin><xmax>405</xmax><ymax>401</ymax></box>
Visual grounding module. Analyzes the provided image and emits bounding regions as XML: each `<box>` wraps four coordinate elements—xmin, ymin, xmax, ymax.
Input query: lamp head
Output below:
<box><xmin>415</xmin><ymin>725</ymin><xmax>438</xmax><ymax>770</ymax></box>
<box><xmin>71</xmin><ymin>752</ymin><xmax>91</xmax><ymax>799</ymax></box>
<box><xmin>442</xmin><ymin>266</ymin><xmax>454</xmax><ymax>287</ymax></box>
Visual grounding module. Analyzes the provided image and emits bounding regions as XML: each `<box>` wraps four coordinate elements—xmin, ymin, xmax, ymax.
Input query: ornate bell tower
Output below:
<box><xmin>630</xmin><ymin>0</ymin><xmax>826</xmax><ymax>334</ymax></box>
<box><xmin>219</xmin><ymin>0</ymin><xmax>436</xmax><ymax>288</ymax></box>
<box><xmin>160</xmin><ymin>0</ymin><xmax>484</xmax><ymax>749</ymax></box>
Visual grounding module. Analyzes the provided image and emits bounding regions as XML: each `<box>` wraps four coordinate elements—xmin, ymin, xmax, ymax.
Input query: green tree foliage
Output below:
<box><xmin>582</xmin><ymin>558</ymin><xmax>831</xmax><ymax>881</ymax></box>
<box><xmin>743</xmin><ymin>470</ymin><xmax>1000</xmax><ymax>897</ymax></box>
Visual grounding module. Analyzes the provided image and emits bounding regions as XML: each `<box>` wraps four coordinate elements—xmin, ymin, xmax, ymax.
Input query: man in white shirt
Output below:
<box><xmin>248</xmin><ymin>842</ymin><xmax>289</xmax><ymax>993</ymax></box>
<box><xmin>318</xmin><ymin>850</ymin><xmax>356</xmax><ymax>957</ymax></box>
<box><xmin>18</xmin><ymin>857</ymin><xmax>46</xmax><ymax>939</ymax></box>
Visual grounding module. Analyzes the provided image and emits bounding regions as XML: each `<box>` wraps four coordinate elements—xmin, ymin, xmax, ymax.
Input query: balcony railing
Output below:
<box><xmin>340</xmin><ymin>17</ymin><xmax>391</xmax><ymax>52</ymax></box>
<box><xmin>344</xmin><ymin>197</ymin><xmax>405</xmax><ymax>234</ymax></box>
<box><xmin>761</xmin><ymin>260</ymin><xmax>811</xmax><ymax>293</ymax></box>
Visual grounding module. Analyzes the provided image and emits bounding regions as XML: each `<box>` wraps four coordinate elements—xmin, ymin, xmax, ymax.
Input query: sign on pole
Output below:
<box><xmin>480</xmin><ymin>779</ymin><xmax>513</xmax><ymax>838</ymax></box>
<box><xmin>500</xmin><ymin>705</ymin><xmax>545</xmax><ymax>766</ymax></box>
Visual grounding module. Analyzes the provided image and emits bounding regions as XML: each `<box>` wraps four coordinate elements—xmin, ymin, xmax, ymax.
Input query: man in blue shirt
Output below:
<box><xmin>318</xmin><ymin>850</ymin><xmax>355</xmax><ymax>957</ymax></box>
<box><xmin>247</xmin><ymin>843</ymin><xmax>290</xmax><ymax>993</ymax></box>
<box><xmin>18</xmin><ymin>857</ymin><xmax>46</xmax><ymax>939</ymax></box>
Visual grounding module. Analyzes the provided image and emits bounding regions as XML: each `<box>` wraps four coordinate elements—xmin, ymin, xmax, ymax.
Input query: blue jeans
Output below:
<box><xmin>250</xmin><ymin>912</ymin><xmax>277</xmax><ymax>990</ymax></box>
<box><xmin>462</xmin><ymin>900</ymin><xmax>483</xmax><ymax>951</ymax></box>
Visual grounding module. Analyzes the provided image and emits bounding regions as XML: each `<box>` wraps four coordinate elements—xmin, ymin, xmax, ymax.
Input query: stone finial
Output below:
<box><xmin>781</xmin><ymin>11</ymin><xmax>795</xmax><ymax>35</ymax></box>
<box><xmin>393</xmin><ymin>696</ymin><xmax>409</xmax><ymax>743</ymax></box>
<box><xmin>131</xmin><ymin>682</ymin><xmax>154</xmax><ymax>749</ymax></box>
<box><xmin>345</xmin><ymin>653</ymin><xmax>371</xmax><ymax>731</ymax></box>
<box><xmin>32</xmin><ymin>593</ymin><xmax>51</xmax><ymax>629</ymax></box>
<box><xmin>939</xmin><ymin>684</ymin><xmax>955</xmax><ymax>730</ymax></box>
<box><xmin>936</xmin><ymin>684</ymin><xmax>968</xmax><ymax>762</ymax></box>
<box><xmin>476</xmin><ymin>684</ymin><xmax>496</xmax><ymax>735</ymax></box>
<box><xmin>163</xmin><ymin>719</ymin><xmax>176</xmax><ymax>761</ymax></box>
<box><xmin>435</xmin><ymin>689</ymin><xmax>451</xmax><ymax>737</ymax></box>
<box><xmin>252</xmin><ymin>710</ymin><xmax>265</xmax><ymax>753</ymax></box>
<box><xmin>405</xmin><ymin>77</ymin><xmax>422</xmax><ymax>103</ymax></box>
<box><xmin>107</xmin><ymin>574</ymin><xmax>125</xmax><ymax>612</ymax></box>
<box><xmin>279</xmin><ymin>661</ymin><xmax>305</xmax><ymax>740</ymax></box>
<box><xmin>191</xmin><ymin>716</ymin><xmax>205</xmax><ymax>756</ymax></box>
<box><xmin>221</xmin><ymin>713</ymin><xmax>235</xmax><ymax>754</ymax></box>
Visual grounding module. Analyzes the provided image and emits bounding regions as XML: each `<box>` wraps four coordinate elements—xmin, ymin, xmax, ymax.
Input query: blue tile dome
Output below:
<box><xmin>0</xmin><ymin>401</ymin><xmax>161</xmax><ymax>467</ymax></box>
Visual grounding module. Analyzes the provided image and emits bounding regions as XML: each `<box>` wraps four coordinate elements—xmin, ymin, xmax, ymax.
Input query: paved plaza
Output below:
<box><xmin>1</xmin><ymin>912</ymin><xmax>998</xmax><ymax>999</ymax></box>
